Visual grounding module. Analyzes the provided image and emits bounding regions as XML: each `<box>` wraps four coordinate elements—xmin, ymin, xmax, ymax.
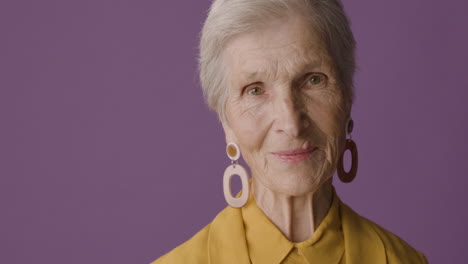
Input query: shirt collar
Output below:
<box><xmin>241</xmin><ymin>187</ymin><xmax>344</xmax><ymax>264</ymax></box>
<box><xmin>207</xmin><ymin>187</ymin><xmax>387</xmax><ymax>264</ymax></box>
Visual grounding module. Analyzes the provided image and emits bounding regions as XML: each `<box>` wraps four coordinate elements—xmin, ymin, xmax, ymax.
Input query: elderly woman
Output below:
<box><xmin>152</xmin><ymin>0</ymin><xmax>427</xmax><ymax>263</ymax></box>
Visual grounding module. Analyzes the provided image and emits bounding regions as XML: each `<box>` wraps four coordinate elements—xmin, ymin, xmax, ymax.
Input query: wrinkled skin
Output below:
<box><xmin>221</xmin><ymin>15</ymin><xmax>351</xmax><ymax>242</ymax></box>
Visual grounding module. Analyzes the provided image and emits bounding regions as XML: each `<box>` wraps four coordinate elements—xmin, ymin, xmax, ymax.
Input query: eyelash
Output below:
<box><xmin>305</xmin><ymin>73</ymin><xmax>328</xmax><ymax>88</ymax></box>
<box><xmin>242</xmin><ymin>72</ymin><xmax>328</xmax><ymax>96</ymax></box>
<box><xmin>246</xmin><ymin>86</ymin><xmax>264</xmax><ymax>96</ymax></box>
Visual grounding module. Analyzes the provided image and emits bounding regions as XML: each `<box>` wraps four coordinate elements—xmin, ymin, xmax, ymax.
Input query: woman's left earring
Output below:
<box><xmin>337</xmin><ymin>118</ymin><xmax>358</xmax><ymax>183</ymax></box>
<box><xmin>223</xmin><ymin>142</ymin><xmax>250</xmax><ymax>208</ymax></box>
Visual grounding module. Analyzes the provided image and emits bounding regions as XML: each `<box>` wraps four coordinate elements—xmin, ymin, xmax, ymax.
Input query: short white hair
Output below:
<box><xmin>199</xmin><ymin>0</ymin><xmax>356</xmax><ymax>122</ymax></box>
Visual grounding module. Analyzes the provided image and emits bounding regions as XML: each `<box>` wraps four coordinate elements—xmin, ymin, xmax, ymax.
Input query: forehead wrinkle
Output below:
<box><xmin>248</xmin><ymin>39</ymin><xmax>300</xmax><ymax>52</ymax></box>
<box><xmin>226</xmin><ymin>29</ymin><xmax>329</xmax><ymax>86</ymax></box>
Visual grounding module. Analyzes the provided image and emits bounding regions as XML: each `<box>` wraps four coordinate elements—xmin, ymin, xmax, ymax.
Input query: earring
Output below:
<box><xmin>337</xmin><ymin>118</ymin><xmax>358</xmax><ymax>183</ymax></box>
<box><xmin>223</xmin><ymin>142</ymin><xmax>250</xmax><ymax>208</ymax></box>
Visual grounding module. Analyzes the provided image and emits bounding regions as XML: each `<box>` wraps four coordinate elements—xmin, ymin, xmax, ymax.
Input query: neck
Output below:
<box><xmin>252</xmin><ymin>178</ymin><xmax>333</xmax><ymax>243</ymax></box>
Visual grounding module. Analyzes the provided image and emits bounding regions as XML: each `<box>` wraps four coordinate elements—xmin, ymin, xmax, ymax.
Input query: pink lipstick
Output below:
<box><xmin>271</xmin><ymin>147</ymin><xmax>317</xmax><ymax>163</ymax></box>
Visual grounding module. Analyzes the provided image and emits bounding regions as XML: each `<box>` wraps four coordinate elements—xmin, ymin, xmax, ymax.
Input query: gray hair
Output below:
<box><xmin>199</xmin><ymin>0</ymin><xmax>356</xmax><ymax>122</ymax></box>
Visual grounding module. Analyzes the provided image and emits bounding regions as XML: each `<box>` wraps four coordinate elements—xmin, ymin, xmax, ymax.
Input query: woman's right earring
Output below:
<box><xmin>337</xmin><ymin>118</ymin><xmax>358</xmax><ymax>183</ymax></box>
<box><xmin>223</xmin><ymin>142</ymin><xmax>250</xmax><ymax>208</ymax></box>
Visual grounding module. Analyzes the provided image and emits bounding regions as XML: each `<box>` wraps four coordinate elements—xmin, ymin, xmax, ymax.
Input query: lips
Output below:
<box><xmin>271</xmin><ymin>146</ymin><xmax>317</xmax><ymax>163</ymax></box>
<box><xmin>272</xmin><ymin>147</ymin><xmax>317</xmax><ymax>156</ymax></box>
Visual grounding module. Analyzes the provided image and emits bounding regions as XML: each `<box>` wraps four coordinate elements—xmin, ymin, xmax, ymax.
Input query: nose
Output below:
<box><xmin>273</xmin><ymin>90</ymin><xmax>306</xmax><ymax>138</ymax></box>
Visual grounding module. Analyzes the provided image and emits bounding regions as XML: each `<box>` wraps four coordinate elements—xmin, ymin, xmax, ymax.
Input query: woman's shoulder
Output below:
<box><xmin>150</xmin><ymin>223</ymin><xmax>211</xmax><ymax>264</ymax></box>
<box><xmin>150</xmin><ymin>205</ymin><xmax>245</xmax><ymax>264</ymax></box>
<box><xmin>363</xmin><ymin>217</ymin><xmax>428</xmax><ymax>263</ymax></box>
<box><xmin>339</xmin><ymin>200</ymin><xmax>428</xmax><ymax>263</ymax></box>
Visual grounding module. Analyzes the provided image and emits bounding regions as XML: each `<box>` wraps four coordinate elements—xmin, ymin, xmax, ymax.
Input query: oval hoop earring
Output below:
<box><xmin>337</xmin><ymin>118</ymin><xmax>358</xmax><ymax>183</ymax></box>
<box><xmin>223</xmin><ymin>142</ymin><xmax>250</xmax><ymax>208</ymax></box>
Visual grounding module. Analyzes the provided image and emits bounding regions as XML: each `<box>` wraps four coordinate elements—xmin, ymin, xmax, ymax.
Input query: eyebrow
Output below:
<box><xmin>238</xmin><ymin>60</ymin><xmax>322</xmax><ymax>84</ymax></box>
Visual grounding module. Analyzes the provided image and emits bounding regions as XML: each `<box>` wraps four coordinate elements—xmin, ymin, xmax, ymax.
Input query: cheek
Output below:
<box><xmin>304</xmin><ymin>91</ymin><xmax>347</xmax><ymax>164</ymax></box>
<box><xmin>306</xmin><ymin>90</ymin><xmax>346</xmax><ymax>136</ymax></box>
<box><xmin>227</xmin><ymin>100</ymin><xmax>272</xmax><ymax>154</ymax></box>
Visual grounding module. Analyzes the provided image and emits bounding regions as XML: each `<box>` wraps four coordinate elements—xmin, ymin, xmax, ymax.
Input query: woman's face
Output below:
<box><xmin>222</xmin><ymin>15</ymin><xmax>350</xmax><ymax>196</ymax></box>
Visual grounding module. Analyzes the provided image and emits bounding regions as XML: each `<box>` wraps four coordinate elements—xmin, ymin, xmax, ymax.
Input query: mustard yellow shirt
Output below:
<box><xmin>243</xmin><ymin>187</ymin><xmax>344</xmax><ymax>263</ymax></box>
<box><xmin>151</xmin><ymin>189</ymin><xmax>427</xmax><ymax>264</ymax></box>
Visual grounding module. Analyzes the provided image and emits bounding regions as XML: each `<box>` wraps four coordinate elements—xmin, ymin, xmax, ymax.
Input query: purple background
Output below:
<box><xmin>1</xmin><ymin>0</ymin><xmax>467</xmax><ymax>263</ymax></box>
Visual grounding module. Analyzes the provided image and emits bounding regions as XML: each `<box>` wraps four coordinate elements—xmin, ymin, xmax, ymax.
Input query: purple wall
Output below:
<box><xmin>1</xmin><ymin>0</ymin><xmax>467</xmax><ymax>263</ymax></box>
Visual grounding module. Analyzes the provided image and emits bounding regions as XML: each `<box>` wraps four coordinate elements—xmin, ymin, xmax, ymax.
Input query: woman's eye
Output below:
<box><xmin>306</xmin><ymin>73</ymin><xmax>327</xmax><ymax>86</ymax></box>
<box><xmin>246</xmin><ymin>86</ymin><xmax>264</xmax><ymax>95</ymax></box>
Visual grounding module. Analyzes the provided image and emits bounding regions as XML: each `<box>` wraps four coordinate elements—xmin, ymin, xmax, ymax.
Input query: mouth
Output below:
<box><xmin>271</xmin><ymin>147</ymin><xmax>317</xmax><ymax>163</ymax></box>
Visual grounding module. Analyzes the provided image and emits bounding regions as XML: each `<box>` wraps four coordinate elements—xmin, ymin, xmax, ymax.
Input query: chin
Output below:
<box><xmin>270</xmin><ymin>174</ymin><xmax>327</xmax><ymax>197</ymax></box>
